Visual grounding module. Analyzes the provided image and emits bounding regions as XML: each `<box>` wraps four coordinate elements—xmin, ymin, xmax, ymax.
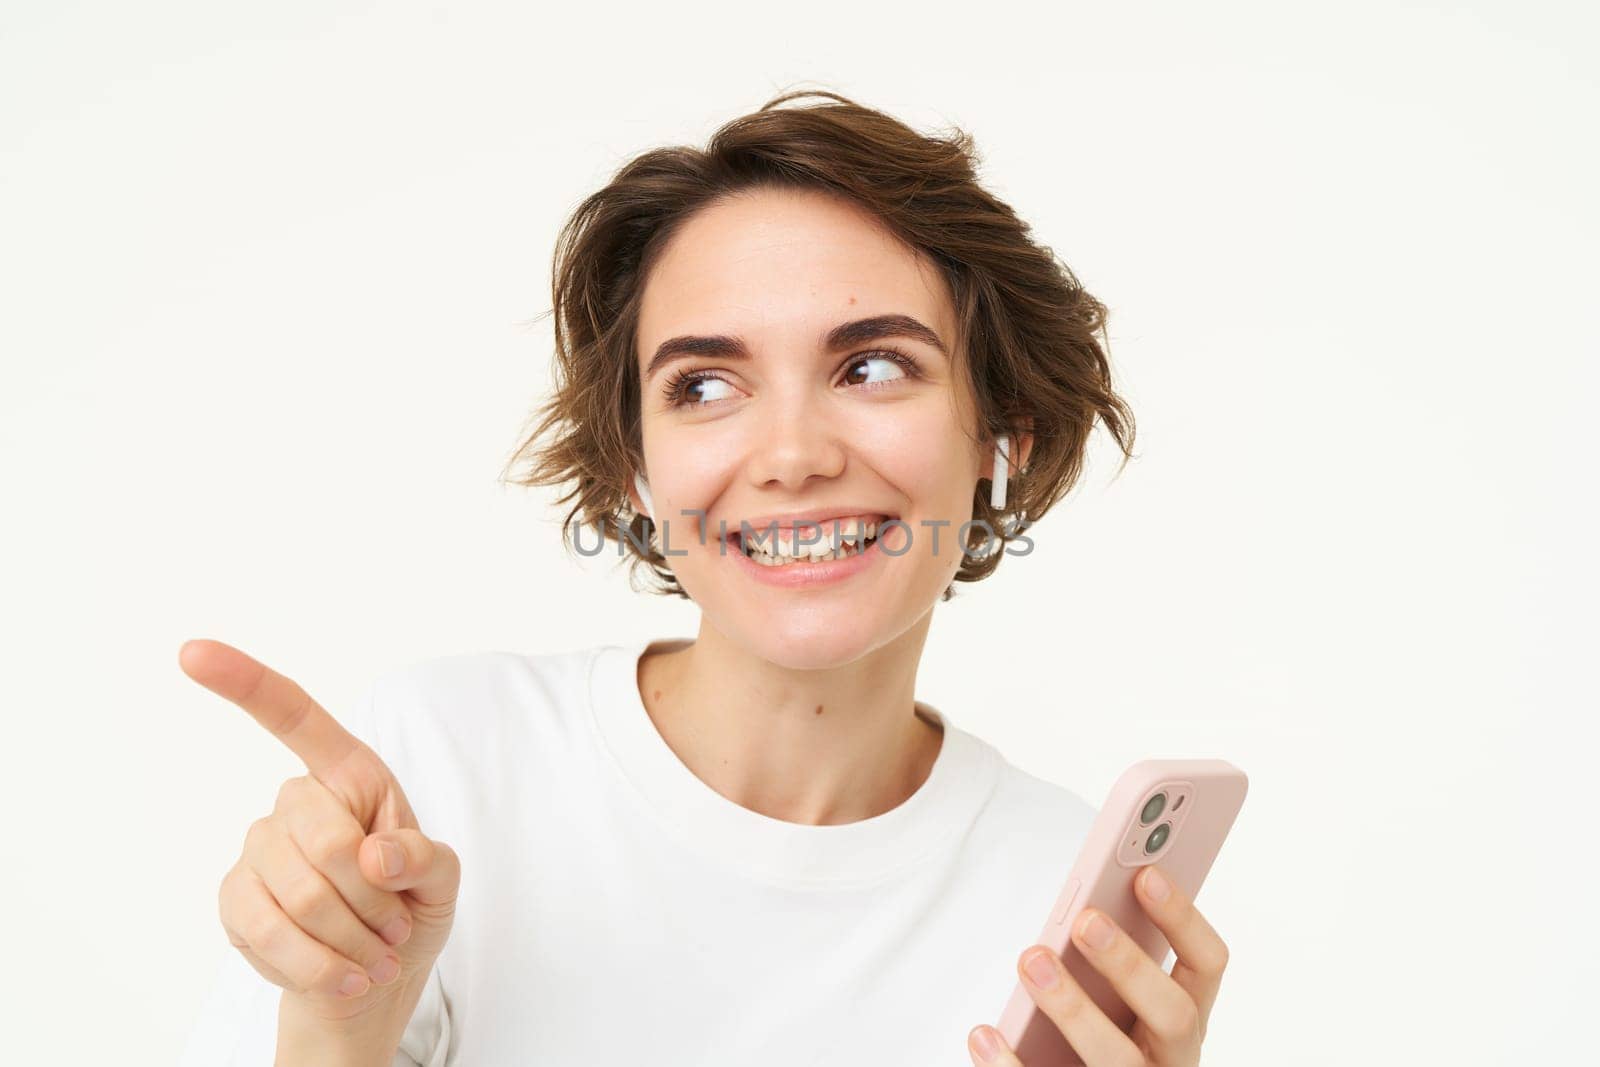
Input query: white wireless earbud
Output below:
<box><xmin>633</xmin><ymin>471</ymin><xmax>654</xmax><ymax>520</ymax></box>
<box><xmin>990</xmin><ymin>434</ymin><xmax>1010</xmax><ymax>510</ymax></box>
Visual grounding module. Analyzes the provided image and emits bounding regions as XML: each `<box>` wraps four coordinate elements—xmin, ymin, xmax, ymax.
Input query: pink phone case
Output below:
<box><xmin>995</xmin><ymin>759</ymin><xmax>1248</xmax><ymax>1066</ymax></box>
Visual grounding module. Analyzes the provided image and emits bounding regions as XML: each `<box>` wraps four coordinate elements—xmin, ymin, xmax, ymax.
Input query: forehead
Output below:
<box><xmin>636</xmin><ymin>188</ymin><xmax>954</xmax><ymax>361</ymax></box>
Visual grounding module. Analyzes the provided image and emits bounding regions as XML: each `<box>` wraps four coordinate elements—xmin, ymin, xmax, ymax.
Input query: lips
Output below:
<box><xmin>723</xmin><ymin>513</ymin><xmax>894</xmax><ymax>557</ymax></box>
<box><xmin>725</xmin><ymin>509</ymin><xmax>895</xmax><ymax>533</ymax></box>
<box><xmin>727</xmin><ymin>520</ymin><xmax>889</xmax><ymax>585</ymax></box>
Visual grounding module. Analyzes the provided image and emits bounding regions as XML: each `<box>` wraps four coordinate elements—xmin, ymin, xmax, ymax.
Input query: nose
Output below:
<box><xmin>743</xmin><ymin>390</ymin><xmax>848</xmax><ymax>493</ymax></box>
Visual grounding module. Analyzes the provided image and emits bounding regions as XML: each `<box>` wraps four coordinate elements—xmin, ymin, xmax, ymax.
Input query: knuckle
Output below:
<box><xmin>302</xmin><ymin>823</ymin><xmax>361</xmax><ymax>870</ymax></box>
<box><xmin>1102</xmin><ymin>939</ymin><xmax>1140</xmax><ymax>983</ymax></box>
<box><xmin>282</xmin><ymin>685</ymin><xmax>319</xmax><ymax>737</ymax></box>
<box><xmin>273</xmin><ymin>776</ymin><xmax>305</xmax><ymax>812</ymax></box>
<box><xmin>306</xmin><ymin>949</ymin><xmax>347</xmax><ymax>994</ymax></box>
<box><xmin>1212</xmin><ymin>937</ymin><xmax>1231</xmax><ymax>975</ymax></box>
<box><xmin>217</xmin><ymin>865</ymin><xmax>244</xmax><ymax>920</ymax></box>
<box><xmin>224</xmin><ymin>910</ymin><xmax>257</xmax><ymax>953</ymax></box>
<box><xmin>1189</xmin><ymin>928</ymin><xmax>1229</xmax><ymax>977</ymax></box>
<box><xmin>1042</xmin><ymin>978</ymin><xmax>1088</xmax><ymax>1023</ymax></box>
<box><xmin>242</xmin><ymin>815</ymin><xmax>274</xmax><ymax>851</ymax></box>
<box><xmin>403</xmin><ymin>833</ymin><xmax>431</xmax><ymax>865</ymax></box>
<box><xmin>1164</xmin><ymin>995</ymin><xmax>1201</xmax><ymax>1042</ymax></box>
<box><xmin>277</xmin><ymin>871</ymin><xmax>333</xmax><ymax>922</ymax></box>
<box><xmin>421</xmin><ymin>839</ymin><xmax>452</xmax><ymax>878</ymax></box>
<box><xmin>243</xmin><ymin>908</ymin><xmax>287</xmax><ymax>955</ymax></box>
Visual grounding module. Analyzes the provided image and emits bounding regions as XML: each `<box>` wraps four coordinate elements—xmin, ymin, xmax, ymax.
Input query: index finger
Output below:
<box><xmin>179</xmin><ymin>638</ymin><xmax>362</xmax><ymax>781</ymax></box>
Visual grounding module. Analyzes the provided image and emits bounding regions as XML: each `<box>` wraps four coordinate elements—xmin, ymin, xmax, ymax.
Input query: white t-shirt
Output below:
<box><xmin>179</xmin><ymin>638</ymin><xmax>1096</xmax><ymax>1065</ymax></box>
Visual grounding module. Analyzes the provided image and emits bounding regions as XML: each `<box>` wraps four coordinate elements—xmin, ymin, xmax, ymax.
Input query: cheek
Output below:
<box><xmin>644</xmin><ymin>426</ymin><xmax>740</xmax><ymax>528</ymax></box>
<box><xmin>857</xmin><ymin>410</ymin><xmax>977</xmax><ymax>515</ymax></box>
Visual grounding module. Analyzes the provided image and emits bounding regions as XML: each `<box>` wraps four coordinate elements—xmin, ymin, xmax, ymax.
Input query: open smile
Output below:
<box><xmin>727</xmin><ymin>514</ymin><xmax>888</xmax><ymax>566</ymax></box>
<box><xmin>721</xmin><ymin>514</ymin><xmax>893</xmax><ymax>588</ymax></box>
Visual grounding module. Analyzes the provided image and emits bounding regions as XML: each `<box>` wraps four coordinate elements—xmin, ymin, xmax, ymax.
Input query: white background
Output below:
<box><xmin>3</xmin><ymin>1</ymin><xmax>1595</xmax><ymax>1063</ymax></box>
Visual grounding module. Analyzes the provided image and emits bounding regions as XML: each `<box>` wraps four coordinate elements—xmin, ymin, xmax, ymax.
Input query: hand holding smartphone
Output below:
<box><xmin>993</xmin><ymin>759</ymin><xmax>1247</xmax><ymax>1066</ymax></box>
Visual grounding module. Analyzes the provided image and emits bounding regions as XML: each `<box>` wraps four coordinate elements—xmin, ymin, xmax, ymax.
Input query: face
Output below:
<box><xmin>633</xmin><ymin>187</ymin><xmax>993</xmax><ymax>670</ymax></box>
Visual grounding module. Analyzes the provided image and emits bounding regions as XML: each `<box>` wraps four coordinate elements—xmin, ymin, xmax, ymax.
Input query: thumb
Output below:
<box><xmin>360</xmin><ymin>828</ymin><xmax>461</xmax><ymax>909</ymax></box>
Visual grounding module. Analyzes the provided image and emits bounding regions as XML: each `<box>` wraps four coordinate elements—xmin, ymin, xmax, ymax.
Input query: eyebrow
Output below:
<box><xmin>643</xmin><ymin>313</ymin><xmax>949</xmax><ymax>381</ymax></box>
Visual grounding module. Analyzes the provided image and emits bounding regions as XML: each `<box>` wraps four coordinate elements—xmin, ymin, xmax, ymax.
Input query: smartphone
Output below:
<box><xmin>994</xmin><ymin>759</ymin><xmax>1248</xmax><ymax>1066</ymax></box>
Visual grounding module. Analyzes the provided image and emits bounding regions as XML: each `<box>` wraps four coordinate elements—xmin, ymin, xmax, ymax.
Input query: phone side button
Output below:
<box><xmin>1052</xmin><ymin>879</ymin><xmax>1082</xmax><ymax>926</ymax></box>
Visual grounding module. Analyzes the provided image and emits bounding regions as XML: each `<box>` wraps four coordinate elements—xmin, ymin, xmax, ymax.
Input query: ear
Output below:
<box><xmin>985</xmin><ymin>420</ymin><xmax>1035</xmax><ymax>481</ymax></box>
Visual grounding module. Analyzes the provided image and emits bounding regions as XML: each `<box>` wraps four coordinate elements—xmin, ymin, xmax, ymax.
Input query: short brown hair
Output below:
<box><xmin>501</xmin><ymin>89</ymin><xmax>1135</xmax><ymax>599</ymax></box>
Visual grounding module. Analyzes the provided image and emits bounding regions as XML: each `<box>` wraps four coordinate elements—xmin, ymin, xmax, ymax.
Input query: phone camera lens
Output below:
<box><xmin>1140</xmin><ymin>792</ymin><xmax>1167</xmax><ymax>825</ymax></box>
<box><xmin>1144</xmin><ymin>822</ymin><xmax>1171</xmax><ymax>854</ymax></box>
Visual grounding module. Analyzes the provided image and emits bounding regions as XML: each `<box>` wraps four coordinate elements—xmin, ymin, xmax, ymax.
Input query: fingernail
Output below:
<box><xmin>381</xmin><ymin>914</ymin><xmax>412</xmax><ymax>947</ymax></box>
<box><xmin>1022</xmin><ymin>948</ymin><xmax>1059</xmax><ymax>990</ymax></box>
<box><xmin>1143</xmin><ymin>866</ymin><xmax>1171</xmax><ymax>902</ymax></box>
<box><xmin>338</xmin><ymin>971</ymin><xmax>370</xmax><ymax>998</ymax></box>
<box><xmin>971</xmin><ymin>1025</ymin><xmax>1002</xmax><ymax>1061</ymax></box>
<box><xmin>377</xmin><ymin>840</ymin><xmax>404</xmax><ymax>878</ymax></box>
<box><xmin>368</xmin><ymin>954</ymin><xmax>400</xmax><ymax>985</ymax></box>
<box><xmin>1079</xmin><ymin>912</ymin><xmax>1115</xmax><ymax>951</ymax></box>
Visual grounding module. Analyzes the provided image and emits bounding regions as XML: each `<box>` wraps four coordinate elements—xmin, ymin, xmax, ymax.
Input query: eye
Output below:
<box><xmin>660</xmin><ymin>347</ymin><xmax>924</xmax><ymax>409</ymax></box>
<box><xmin>840</xmin><ymin>349</ymin><xmax>921</xmax><ymax>390</ymax></box>
<box><xmin>662</xmin><ymin>370</ymin><xmax>741</xmax><ymax>408</ymax></box>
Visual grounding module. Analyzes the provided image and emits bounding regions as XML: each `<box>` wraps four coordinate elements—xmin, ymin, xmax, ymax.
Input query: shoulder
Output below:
<box><xmin>991</xmin><ymin>758</ymin><xmax>1098</xmax><ymax>819</ymax></box>
<box><xmin>974</xmin><ymin>741</ymin><xmax>1100</xmax><ymax>857</ymax></box>
<box><xmin>941</xmin><ymin>732</ymin><xmax>1104</xmax><ymax>938</ymax></box>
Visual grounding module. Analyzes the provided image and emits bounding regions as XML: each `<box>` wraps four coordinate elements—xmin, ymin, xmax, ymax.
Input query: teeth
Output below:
<box><xmin>740</xmin><ymin>518</ymin><xmax>881</xmax><ymax>566</ymax></box>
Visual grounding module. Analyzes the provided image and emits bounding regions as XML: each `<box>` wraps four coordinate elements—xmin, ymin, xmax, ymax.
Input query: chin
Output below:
<box><xmin>677</xmin><ymin>554</ymin><xmax>953</xmax><ymax>669</ymax></box>
<box><xmin>731</xmin><ymin>613</ymin><xmax>896</xmax><ymax>672</ymax></box>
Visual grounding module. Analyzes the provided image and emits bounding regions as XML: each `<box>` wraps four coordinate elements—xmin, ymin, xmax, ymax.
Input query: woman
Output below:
<box><xmin>178</xmin><ymin>90</ymin><xmax>1231</xmax><ymax>1066</ymax></box>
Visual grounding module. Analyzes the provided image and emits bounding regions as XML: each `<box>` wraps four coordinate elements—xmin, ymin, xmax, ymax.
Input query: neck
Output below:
<box><xmin>635</xmin><ymin>614</ymin><xmax>945</xmax><ymax>826</ymax></box>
